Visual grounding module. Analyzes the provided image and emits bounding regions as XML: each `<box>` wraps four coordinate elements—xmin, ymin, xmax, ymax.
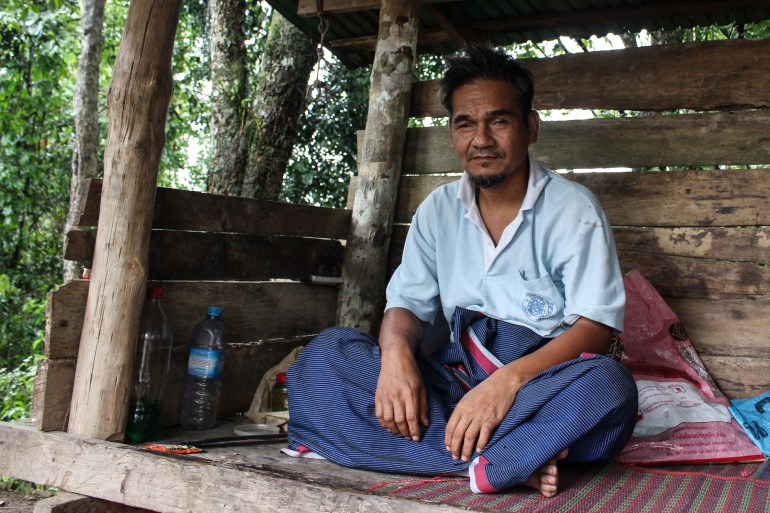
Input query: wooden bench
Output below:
<box><xmin>3</xmin><ymin>35</ymin><xmax>770</xmax><ymax>513</ymax></box>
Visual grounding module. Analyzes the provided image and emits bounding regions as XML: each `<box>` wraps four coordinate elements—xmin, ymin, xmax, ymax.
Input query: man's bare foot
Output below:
<box><xmin>524</xmin><ymin>448</ymin><xmax>569</xmax><ymax>498</ymax></box>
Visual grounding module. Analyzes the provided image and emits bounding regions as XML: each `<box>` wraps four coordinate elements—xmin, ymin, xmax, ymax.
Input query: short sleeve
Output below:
<box><xmin>556</xmin><ymin>190</ymin><xmax>625</xmax><ymax>333</ymax></box>
<box><xmin>385</xmin><ymin>198</ymin><xmax>442</xmax><ymax>323</ymax></box>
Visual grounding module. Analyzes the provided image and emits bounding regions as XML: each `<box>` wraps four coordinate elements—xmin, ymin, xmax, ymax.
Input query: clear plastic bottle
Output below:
<box><xmin>125</xmin><ymin>287</ymin><xmax>173</xmax><ymax>443</ymax></box>
<box><xmin>179</xmin><ymin>305</ymin><xmax>228</xmax><ymax>430</ymax></box>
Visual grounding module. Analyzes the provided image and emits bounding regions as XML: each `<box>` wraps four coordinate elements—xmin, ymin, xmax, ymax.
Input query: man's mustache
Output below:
<box><xmin>468</xmin><ymin>150</ymin><xmax>504</xmax><ymax>158</ymax></box>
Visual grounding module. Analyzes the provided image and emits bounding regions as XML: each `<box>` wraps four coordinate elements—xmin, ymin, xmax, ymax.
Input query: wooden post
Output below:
<box><xmin>336</xmin><ymin>0</ymin><xmax>421</xmax><ymax>333</ymax></box>
<box><xmin>67</xmin><ymin>0</ymin><xmax>182</xmax><ymax>440</ymax></box>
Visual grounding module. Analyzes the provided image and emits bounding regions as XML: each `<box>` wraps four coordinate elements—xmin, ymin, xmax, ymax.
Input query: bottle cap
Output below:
<box><xmin>276</xmin><ymin>372</ymin><xmax>287</xmax><ymax>384</ymax></box>
<box><xmin>148</xmin><ymin>287</ymin><xmax>164</xmax><ymax>298</ymax></box>
<box><xmin>206</xmin><ymin>305</ymin><xmax>222</xmax><ymax>317</ymax></box>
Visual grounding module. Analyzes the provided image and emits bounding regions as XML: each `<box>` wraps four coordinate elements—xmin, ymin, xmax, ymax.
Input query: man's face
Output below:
<box><xmin>448</xmin><ymin>79</ymin><xmax>539</xmax><ymax>189</ymax></box>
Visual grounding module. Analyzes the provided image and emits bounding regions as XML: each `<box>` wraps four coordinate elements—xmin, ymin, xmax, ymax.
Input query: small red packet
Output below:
<box><xmin>142</xmin><ymin>443</ymin><xmax>203</xmax><ymax>454</ymax></box>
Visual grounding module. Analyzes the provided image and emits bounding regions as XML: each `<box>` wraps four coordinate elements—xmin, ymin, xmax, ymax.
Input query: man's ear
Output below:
<box><xmin>528</xmin><ymin>110</ymin><xmax>540</xmax><ymax>144</ymax></box>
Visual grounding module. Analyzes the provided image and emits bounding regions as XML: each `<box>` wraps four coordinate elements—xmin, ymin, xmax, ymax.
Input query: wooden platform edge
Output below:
<box><xmin>0</xmin><ymin>422</ymin><xmax>456</xmax><ymax>513</ymax></box>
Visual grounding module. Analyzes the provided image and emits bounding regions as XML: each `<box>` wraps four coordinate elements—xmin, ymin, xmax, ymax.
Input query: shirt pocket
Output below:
<box><xmin>513</xmin><ymin>271</ymin><xmax>564</xmax><ymax>332</ymax></box>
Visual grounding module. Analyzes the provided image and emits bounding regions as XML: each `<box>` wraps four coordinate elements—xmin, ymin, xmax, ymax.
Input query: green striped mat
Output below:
<box><xmin>372</xmin><ymin>461</ymin><xmax>770</xmax><ymax>512</ymax></box>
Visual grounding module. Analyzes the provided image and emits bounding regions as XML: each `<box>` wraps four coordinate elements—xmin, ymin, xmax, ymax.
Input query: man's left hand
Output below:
<box><xmin>444</xmin><ymin>367</ymin><xmax>522</xmax><ymax>462</ymax></box>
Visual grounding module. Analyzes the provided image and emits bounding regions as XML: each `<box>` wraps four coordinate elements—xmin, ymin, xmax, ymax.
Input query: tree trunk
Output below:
<box><xmin>67</xmin><ymin>0</ymin><xmax>182</xmax><ymax>440</ymax></box>
<box><xmin>64</xmin><ymin>0</ymin><xmax>107</xmax><ymax>281</ymax></box>
<box><xmin>241</xmin><ymin>12</ymin><xmax>317</xmax><ymax>200</ymax></box>
<box><xmin>335</xmin><ymin>0</ymin><xmax>421</xmax><ymax>333</ymax></box>
<box><xmin>206</xmin><ymin>0</ymin><xmax>249</xmax><ymax>196</ymax></box>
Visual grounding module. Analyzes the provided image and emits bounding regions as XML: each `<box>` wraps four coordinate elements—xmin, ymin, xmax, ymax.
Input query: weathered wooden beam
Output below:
<box><xmin>297</xmin><ymin>0</ymin><xmax>457</xmax><ymax>16</ymax></box>
<box><xmin>30</xmin><ymin>358</ymin><xmax>76</xmax><ymax>432</ymax></box>
<box><xmin>570</xmin><ymin>168</ymin><xmax>770</xmax><ymax>228</ymax></box>
<box><xmin>393</xmin><ymin>169</ymin><xmax>770</xmax><ymax>227</ymax></box>
<box><xmin>389</xmin><ymin>224</ymin><xmax>770</xmax><ymax>273</ymax></box>
<box><xmin>64</xmin><ymin>230</ymin><xmax>345</xmax><ymax>281</ymax></box>
<box><xmin>45</xmin><ymin>281</ymin><xmax>337</xmax><ymax>359</ymax></box>
<box><xmin>399</xmin><ymin>111</ymin><xmax>770</xmax><ymax>174</ymax></box>
<box><xmin>423</xmin><ymin>4</ymin><xmax>473</xmax><ymax>44</ymax></box>
<box><xmin>0</xmin><ymin>422</ymin><xmax>454</xmax><ymax>513</ymax></box>
<box><xmin>336</xmin><ymin>0</ymin><xmax>421</xmax><ymax>333</ymax></box>
<box><xmin>699</xmin><ymin>355</ymin><xmax>770</xmax><ymax>399</ymax></box>
<box><xmin>618</xmin><ymin>251</ymin><xmax>770</xmax><ymax>301</ymax></box>
<box><xmin>325</xmin><ymin>0</ymin><xmax>769</xmax><ymax>52</ymax></box>
<box><xmin>666</xmin><ymin>298</ymin><xmax>770</xmax><ymax>360</ymax></box>
<box><xmin>474</xmin><ymin>0</ymin><xmax>768</xmax><ymax>36</ymax></box>
<box><xmin>410</xmin><ymin>37</ymin><xmax>770</xmax><ymax>116</ymax></box>
<box><xmin>33</xmin><ymin>491</ymin><xmax>153</xmax><ymax>513</ymax></box>
<box><xmin>612</xmin><ymin>227</ymin><xmax>770</xmax><ymax>265</ymax></box>
<box><xmin>68</xmin><ymin>0</ymin><xmax>183</xmax><ymax>440</ymax></box>
<box><xmin>389</xmin><ymin>224</ymin><xmax>770</xmax><ymax>301</ymax></box>
<box><xmin>75</xmin><ymin>179</ymin><xmax>351</xmax><ymax>239</ymax></box>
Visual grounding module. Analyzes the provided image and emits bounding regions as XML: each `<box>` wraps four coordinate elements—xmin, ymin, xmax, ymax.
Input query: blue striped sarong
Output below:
<box><xmin>286</xmin><ymin>307</ymin><xmax>638</xmax><ymax>493</ymax></box>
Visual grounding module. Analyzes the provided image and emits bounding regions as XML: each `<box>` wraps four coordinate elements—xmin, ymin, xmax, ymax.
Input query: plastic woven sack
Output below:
<box><xmin>613</xmin><ymin>270</ymin><xmax>764</xmax><ymax>465</ymax></box>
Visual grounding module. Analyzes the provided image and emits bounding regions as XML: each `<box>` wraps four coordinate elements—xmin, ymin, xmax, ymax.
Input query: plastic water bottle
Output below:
<box><xmin>125</xmin><ymin>287</ymin><xmax>173</xmax><ymax>443</ymax></box>
<box><xmin>180</xmin><ymin>305</ymin><xmax>228</xmax><ymax>430</ymax></box>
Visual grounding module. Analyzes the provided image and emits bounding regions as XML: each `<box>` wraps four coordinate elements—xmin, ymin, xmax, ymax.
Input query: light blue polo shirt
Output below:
<box><xmin>385</xmin><ymin>157</ymin><xmax>625</xmax><ymax>338</ymax></box>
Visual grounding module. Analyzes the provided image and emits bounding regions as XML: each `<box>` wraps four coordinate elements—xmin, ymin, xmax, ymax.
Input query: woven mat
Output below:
<box><xmin>371</xmin><ymin>460</ymin><xmax>770</xmax><ymax>513</ymax></box>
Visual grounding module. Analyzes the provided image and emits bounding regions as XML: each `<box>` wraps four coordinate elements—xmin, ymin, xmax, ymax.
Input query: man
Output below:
<box><xmin>285</xmin><ymin>45</ymin><xmax>637</xmax><ymax>497</ymax></box>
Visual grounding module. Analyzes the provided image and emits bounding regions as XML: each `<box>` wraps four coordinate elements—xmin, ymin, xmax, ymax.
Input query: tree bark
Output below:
<box><xmin>206</xmin><ymin>0</ymin><xmax>249</xmax><ymax>196</ymax></box>
<box><xmin>64</xmin><ymin>0</ymin><xmax>107</xmax><ymax>281</ymax></box>
<box><xmin>67</xmin><ymin>0</ymin><xmax>182</xmax><ymax>440</ymax></box>
<box><xmin>335</xmin><ymin>0</ymin><xmax>420</xmax><ymax>333</ymax></box>
<box><xmin>241</xmin><ymin>12</ymin><xmax>317</xmax><ymax>200</ymax></box>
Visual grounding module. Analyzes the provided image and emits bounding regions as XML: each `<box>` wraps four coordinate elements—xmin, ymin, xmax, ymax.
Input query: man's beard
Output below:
<box><xmin>467</xmin><ymin>171</ymin><xmax>508</xmax><ymax>189</ymax></box>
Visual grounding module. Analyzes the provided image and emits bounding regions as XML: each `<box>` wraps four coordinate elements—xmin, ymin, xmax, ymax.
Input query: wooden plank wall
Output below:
<box><xmin>32</xmin><ymin>180</ymin><xmax>350</xmax><ymax>431</ymax></box>
<box><xmin>389</xmin><ymin>37</ymin><xmax>770</xmax><ymax>399</ymax></box>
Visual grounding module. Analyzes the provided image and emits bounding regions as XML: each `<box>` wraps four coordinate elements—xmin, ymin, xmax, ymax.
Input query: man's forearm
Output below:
<box><xmin>376</xmin><ymin>307</ymin><xmax>429</xmax><ymax>440</ymax></box>
<box><xmin>498</xmin><ymin>316</ymin><xmax>612</xmax><ymax>390</ymax></box>
<box><xmin>378</xmin><ymin>307</ymin><xmax>423</xmax><ymax>354</ymax></box>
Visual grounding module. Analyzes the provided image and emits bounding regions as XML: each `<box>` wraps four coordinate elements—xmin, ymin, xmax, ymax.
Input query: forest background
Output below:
<box><xmin>1</xmin><ymin>0</ymin><xmax>767</xmax><ymax>429</ymax></box>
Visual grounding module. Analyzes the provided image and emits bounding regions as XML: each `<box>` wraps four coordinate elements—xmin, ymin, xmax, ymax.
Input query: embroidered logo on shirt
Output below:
<box><xmin>522</xmin><ymin>293</ymin><xmax>557</xmax><ymax>321</ymax></box>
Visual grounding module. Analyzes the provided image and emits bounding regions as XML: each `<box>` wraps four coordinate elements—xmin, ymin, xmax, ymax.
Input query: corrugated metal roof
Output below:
<box><xmin>265</xmin><ymin>0</ymin><xmax>770</xmax><ymax>68</ymax></box>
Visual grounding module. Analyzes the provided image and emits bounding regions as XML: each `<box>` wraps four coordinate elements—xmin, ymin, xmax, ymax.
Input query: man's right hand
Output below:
<box><xmin>375</xmin><ymin>308</ymin><xmax>430</xmax><ymax>441</ymax></box>
<box><xmin>375</xmin><ymin>346</ymin><xmax>429</xmax><ymax>440</ymax></box>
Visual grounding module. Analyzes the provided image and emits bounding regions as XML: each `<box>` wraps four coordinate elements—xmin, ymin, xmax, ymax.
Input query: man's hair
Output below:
<box><xmin>439</xmin><ymin>44</ymin><xmax>535</xmax><ymax>120</ymax></box>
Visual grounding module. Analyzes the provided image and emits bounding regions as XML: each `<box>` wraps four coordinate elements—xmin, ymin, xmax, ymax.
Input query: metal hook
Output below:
<box><xmin>311</xmin><ymin>0</ymin><xmax>332</xmax><ymax>98</ymax></box>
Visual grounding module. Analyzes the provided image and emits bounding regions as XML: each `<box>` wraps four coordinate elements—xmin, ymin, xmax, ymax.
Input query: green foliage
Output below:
<box><xmin>95</xmin><ymin>0</ymin><xmax>214</xmax><ymax>191</ymax></box>
<box><xmin>282</xmin><ymin>58</ymin><xmax>371</xmax><ymax>207</ymax></box>
<box><xmin>0</xmin><ymin>0</ymin><xmax>78</xmax><ymax>369</ymax></box>
<box><xmin>283</xmin><ymin>52</ymin><xmax>455</xmax><ymax>207</ymax></box>
<box><xmin>160</xmin><ymin>0</ymin><xmax>212</xmax><ymax>191</ymax></box>
<box><xmin>685</xmin><ymin>21</ymin><xmax>770</xmax><ymax>41</ymax></box>
<box><xmin>0</xmin><ymin>353</ymin><xmax>41</xmax><ymax>422</ymax></box>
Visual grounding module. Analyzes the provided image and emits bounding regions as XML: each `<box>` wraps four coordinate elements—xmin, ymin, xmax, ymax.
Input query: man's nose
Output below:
<box><xmin>472</xmin><ymin>124</ymin><xmax>493</xmax><ymax>147</ymax></box>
